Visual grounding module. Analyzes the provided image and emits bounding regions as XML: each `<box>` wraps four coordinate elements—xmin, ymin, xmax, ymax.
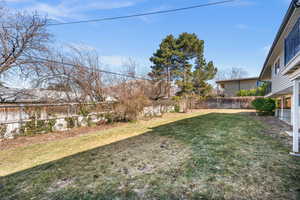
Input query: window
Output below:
<box><xmin>274</xmin><ymin>59</ymin><xmax>280</xmax><ymax>75</ymax></box>
<box><xmin>285</xmin><ymin>97</ymin><xmax>291</xmax><ymax>109</ymax></box>
<box><xmin>285</xmin><ymin>18</ymin><xmax>300</xmax><ymax>65</ymax></box>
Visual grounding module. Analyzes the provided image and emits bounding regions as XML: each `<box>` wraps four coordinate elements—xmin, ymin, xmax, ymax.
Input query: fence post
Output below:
<box><xmin>45</xmin><ymin>106</ymin><xmax>48</xmax><ymax>121</ymax></box>
<box><xmin>19</xmin><ymin>104</ymin><xmax>24</xmax><ymax>130</ymax></box>
<box><xmin>67</xmin><ymin>104</ymin><xmax>71</xmax><ymax>117</ymax></box>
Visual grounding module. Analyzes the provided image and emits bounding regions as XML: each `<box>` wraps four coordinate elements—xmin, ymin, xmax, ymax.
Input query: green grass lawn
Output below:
<box><xmin>1</xmin><ymin>110</ymin><xmax>300</xmax><ymax>200</ymax></box>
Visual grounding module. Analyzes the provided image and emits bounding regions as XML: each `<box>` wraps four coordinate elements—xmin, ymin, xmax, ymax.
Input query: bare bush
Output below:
<box><xmin>32</xmin><ymin>45</ymin><xmax>166</xmax><ymax>120</ymax></box>
<box><xmin>106</xmin><ymin>61</ymin><xmax>151</xmax><ymax>121</ymax></box>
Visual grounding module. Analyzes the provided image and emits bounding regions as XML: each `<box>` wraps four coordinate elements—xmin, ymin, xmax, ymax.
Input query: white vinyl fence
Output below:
<box><xmin>0</xmin><ymin>103</ymin><xmax>174</xmax><ymax>139</ymax></box>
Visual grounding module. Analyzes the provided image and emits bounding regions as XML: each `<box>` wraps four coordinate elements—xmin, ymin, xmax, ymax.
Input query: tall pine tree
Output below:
<box><xmin>149</xmin><ymin>35</ymin><xmax>177</xmax><ymax>98</ymax></box>
<box><xmin>149</xmin><ymin>33</ymin><xmax>217</xmax><ymax>97</ymax></box>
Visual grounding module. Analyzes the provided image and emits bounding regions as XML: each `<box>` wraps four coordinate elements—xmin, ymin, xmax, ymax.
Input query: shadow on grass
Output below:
<box><xmin>1</xmin><ymin>112</ymin><xmax>300</xmax><ymax>200</ymax></box>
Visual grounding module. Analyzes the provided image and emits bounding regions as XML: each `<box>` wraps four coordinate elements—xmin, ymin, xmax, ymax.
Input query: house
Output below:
<box><xmin>259</xmin><ymin>0</ymin><xmax>300</xmax><ymax>156</ymax></box>
<box><xmin>0</xmin><ymin>87</ymin><xmax>80</xmax><ymax>103</ymax></box>
<box><xmin>216</xmin><ymin>77</ymin><xmax>260</xmax><ymax>97</ymax></box>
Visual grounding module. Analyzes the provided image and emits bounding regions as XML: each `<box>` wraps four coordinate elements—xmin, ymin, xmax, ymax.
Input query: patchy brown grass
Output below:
<box><xmin>0</xmin><ymin>110</ymin><xmax>300</xmax><ymax>200</ymax></box>
<box><xmin>0</xmin><ymin>122</ymin><xmax>125</xmax><ymax>151</ymax></box>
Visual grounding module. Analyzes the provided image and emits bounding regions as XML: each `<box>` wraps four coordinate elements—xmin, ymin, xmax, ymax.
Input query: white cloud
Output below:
<box><xmin>3</xmin><ymin>0</ymin><xmax>30</xmax><ymax>2</ymax></box>
<box><xmin>63</xmin><ymin>42</ymin><xmax>129</xmax><ymax>66</ymax></box>
<box><xmin>262</xmin><ymin>45</ymin><xmax>271</xmax><ymax>56</ymax></box>
<box><xmin>66</xmin><ymin>42</ymin><xmax>97</xmax><ymax>51</ymax></box>
<box><xmin>101</xmin><ymin>55</ymin><xmax>129</xmax><ymax>66</ymax></box>
<box><xmin>15</xmin><ymin>0</ymin><xmax>142</xmax><ymax>20</ymax></box>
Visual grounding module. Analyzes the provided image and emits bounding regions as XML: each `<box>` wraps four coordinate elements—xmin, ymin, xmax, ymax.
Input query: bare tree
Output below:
<box><xmin>122</xmin><ymin>57</ymin><xmax>137</xmax><ymax>78</ymax></box>
<box><xmin>0</xmin><ymin>6</ymin><xmax>50</xmax><ymax>76</ymax></box>
<box><xmin>33</xmin><ymin>45</ymin><xmax>105</xmax><ymax>103</ymax></box>
<box><xmin>216</xmin><ymin>67</ymin><xmax>249</xmax><ymax>81</ymax></box>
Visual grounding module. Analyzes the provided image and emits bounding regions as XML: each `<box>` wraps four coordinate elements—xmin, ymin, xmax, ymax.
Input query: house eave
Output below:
<box><xmin>259</xmin><ymin>0</ymin><xmax>298</xmax><ymax>80</ymax></box>
<box><xmin>216</xmin><ymin>77</ymin><xmax>258</xmax><ymax>84</ymax></box>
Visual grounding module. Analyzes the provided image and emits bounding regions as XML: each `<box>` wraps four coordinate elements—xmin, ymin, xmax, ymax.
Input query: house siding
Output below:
<box><xmin>261</xmin><ymin>8</ymin><xmax>300</xmax><ymax>95</ymax></box>
<box><xmin>221</xmin><ymin>80</ymin><xmax>258</xmax><ymax>97</ymax></box>
<box><xmin>271</xmin><ymin>51</ymin><xmax>293</xmax><ymax>94</ymax></box>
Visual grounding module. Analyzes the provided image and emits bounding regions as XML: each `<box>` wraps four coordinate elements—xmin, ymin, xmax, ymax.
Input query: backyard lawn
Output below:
<box><xmin>0</xmin><ymin>110</ymin><xmax>300</xmax><ymax>200</ymax></box>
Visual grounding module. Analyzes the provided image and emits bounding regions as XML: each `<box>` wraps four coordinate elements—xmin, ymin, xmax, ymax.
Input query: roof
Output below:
<box><xmin>216</xmin><ymin>77</ymin><xmax>259</xmax><ymax>84</ymax></box>
<box><xmin>259</xmin><ymin>0</ymin><xmax>300</xmax><ymax>79</ymax></box>
<box><xmin>0</xmin><ymin>87</ymin><xmax>77</xmax><ymax>103</ymax></box>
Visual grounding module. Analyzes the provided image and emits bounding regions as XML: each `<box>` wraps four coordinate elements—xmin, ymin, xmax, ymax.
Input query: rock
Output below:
<box><xmin>123</xmin><ymin>168</ymin><xmax>129</xmax><ymax>175</ymax></box>
<box><xmin>93</xmin><ymin>174</ymin><xmax>99</xmax><ymax>179</ymax></box>
<box><xmin>121</xmin><ymin>158</ymin><xmax>126</xmax><ymax>162</ymax></box>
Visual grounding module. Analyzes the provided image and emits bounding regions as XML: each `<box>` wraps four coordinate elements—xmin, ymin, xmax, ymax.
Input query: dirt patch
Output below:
<box><xmin>109</xmin><ymin>136</ymin><xmax>191</xmax><ymax>178</ymax></box>
<box><xmin>250</xmin><ymin>113</ymin><xmax>293</xmax><ymax>147</ymax></box>
<box><xmin>78</xmin><ymin>133</ymin><xmax>192</xmax><ymax>197</ymax></box>
<box><xmin>0</xmin><ymin>123</ymin><xmax>126</xmax><ymax>151</ymax></box>
<box><xmin>47</xmin><ymin>178</ymin><xmax>73</xmax><ymax>193</ymax></box>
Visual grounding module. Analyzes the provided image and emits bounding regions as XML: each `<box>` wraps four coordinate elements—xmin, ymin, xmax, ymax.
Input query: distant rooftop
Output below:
<box><xmin>216</xmin><ymin>77</ymin><xmax>259</xmax><ymax>84</ymax></box>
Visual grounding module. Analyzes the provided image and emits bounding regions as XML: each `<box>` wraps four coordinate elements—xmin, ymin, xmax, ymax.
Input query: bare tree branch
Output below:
<box><xmin>0</xmin><ymin>6</ymin><xmax>50</xmax><ymax>76</ymax></box>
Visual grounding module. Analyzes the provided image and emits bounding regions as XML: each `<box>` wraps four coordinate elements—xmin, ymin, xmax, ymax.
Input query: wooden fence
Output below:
<box><xmin>194</xmin><ymin>97</ymin><xmax>260</xmax><ymax>109</ymax></box>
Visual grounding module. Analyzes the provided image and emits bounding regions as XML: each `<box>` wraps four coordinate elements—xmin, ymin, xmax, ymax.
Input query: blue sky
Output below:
<box><xmin>4</xmin><ymin>0</ymin><xmax>292</xmax><ymax>80</ymax></box>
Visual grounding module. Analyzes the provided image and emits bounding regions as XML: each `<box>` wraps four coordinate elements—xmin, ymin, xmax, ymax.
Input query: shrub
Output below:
<box><xmin>0</xmin><ymin>124</ymin><xmax>7</xmax><ymax>138</ymax></box>
<box><xmin>115</xmin><ymin>94</ymin><xmax>151</xmax><ymax>122</ymax></box>
<box><xmin>174</xmin><ymin>104</ymin><xmax>180</xmax><ymax>113</ymax></box>
<box><xmin>237</xmin><ymin>82</ymin><xmax>269</xmax><ymax>97</ymax></box>
<box><xmin>65</xmin><ymin>117</ymin><xmax>76</xmax><ymax>129</ymax></box>
<box><xmin>20</xmin><ymin>117</ymin><xmax>56</xmax><ymax>136</ymax></box>
<box><xmin>78</xmin><ymin>105</ymin><xmax>90</xmax><ymax>117</ymax></box>
<box><xmin>251</xmin><ymin>98</ymin><xmax>275</xmax><ymax>115</ymax></box>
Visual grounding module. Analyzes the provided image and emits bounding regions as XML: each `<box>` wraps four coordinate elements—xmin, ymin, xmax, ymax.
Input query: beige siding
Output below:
<box><xmin>223</xmin><ymin>82</ymin><xmax>239</xmax><ymax>97</ymax></box>
<box><xmin>222</xmin><ymin>80</ymin><xmax>257</xmax><ymax>97</ymax></box>
<box><xmin>267</xmin><ymin>9</ymin><xmax>300</xmax><ymax>94</ymax></box>
<box><xmin>240</xmin><ymin>80</ymin><xmax>257</xmax><ymax>90</ymax></box>
<box><xmin>271</xmin><ymin>51</ymin><xmax>293</xmax><ymax>94</ymax></box>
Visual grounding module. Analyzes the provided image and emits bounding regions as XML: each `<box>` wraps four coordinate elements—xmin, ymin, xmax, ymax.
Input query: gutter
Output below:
<box><xmin>259</xmin><ymin>1</ymin><xmax>298</xmax><ymax>79</ymax></box>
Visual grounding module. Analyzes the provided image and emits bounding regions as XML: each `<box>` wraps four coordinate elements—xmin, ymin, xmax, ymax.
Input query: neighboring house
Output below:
<box><xmin>216</xmin><ymin>77</ymin><xmax>259</xmax><ymax>97</ymax></box>
<box><xmin>0</xmin><ymin>87</ymin><xmax>80</xmax><ymax>103</ymax></box>
<box><xmin>259</xmin><ymin>0</ymin><xmax>300</xmax><ymax>156</ymax></box>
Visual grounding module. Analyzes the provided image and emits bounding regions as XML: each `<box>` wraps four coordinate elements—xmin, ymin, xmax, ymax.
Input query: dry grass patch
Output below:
<box><xmin>1</xmin><ymin>109</ymin><xmax>300</xmax><ymax>200</ymax></box>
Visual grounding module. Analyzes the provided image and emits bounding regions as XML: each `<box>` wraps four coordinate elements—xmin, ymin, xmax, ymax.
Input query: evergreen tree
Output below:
<box><xmin>174</xmin><ymin>33</ymin><xmax>204</xmax><ymax>96</ymax></box>
<box><xmin>149</xmin><ymin>32</ymin><xmax>217</xmax><ymax>97</ymax></box>
<box><xmin>193</xmin><ymin>61</ymin><xmax>217</xmax><ymax>96</ymax></box>
<box><xmin>149</xmin><ymin>35</ymin><xmax>177</xmax><ymax>97</ymax></box>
